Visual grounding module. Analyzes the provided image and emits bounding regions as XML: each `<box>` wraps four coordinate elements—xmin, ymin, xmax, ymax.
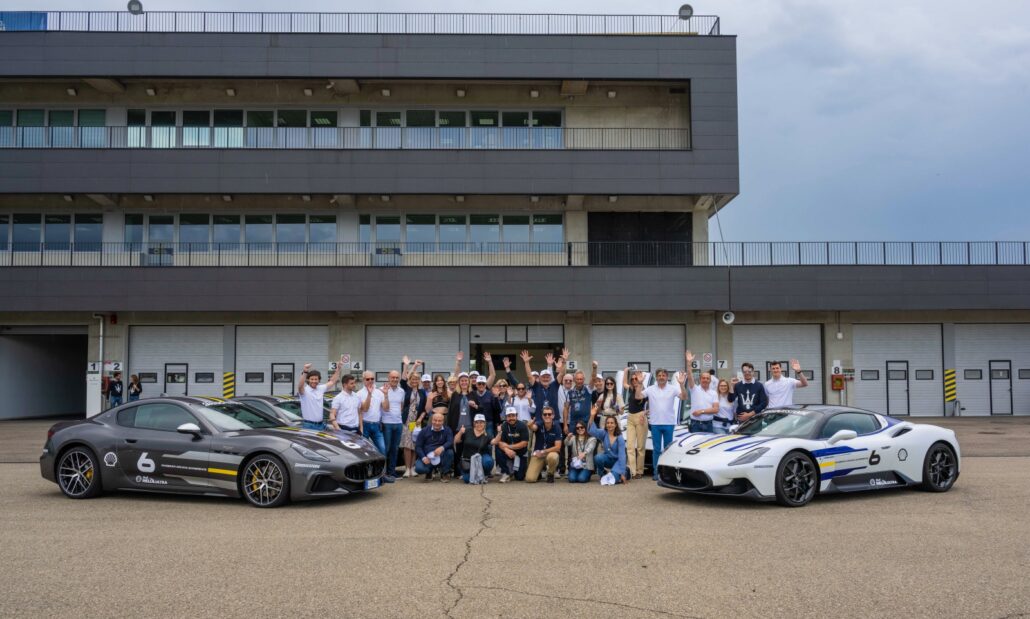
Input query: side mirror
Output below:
<box><xmin>177</xmin><ymin>422</ymin><xmax>203</xmax><ymax>439</ymax></box>
<box><xmin>827</xmin><ymin>429</ymin><xmax>857</xmax><ymax>445</ymax></box>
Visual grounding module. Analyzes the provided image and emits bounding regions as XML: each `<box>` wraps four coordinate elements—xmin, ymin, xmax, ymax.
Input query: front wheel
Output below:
<box><xmin>240</xmin><ymin>454</ymin><xmax>290</xmax><ymax>508</ymax></box>
<box><xmin>57</xmin><ymin>447</ymin><xmax>102</xmax><ymax>499</ymax></box>
<box><xmin>774</xmin><ymin>451</ymin><xmax>818</xmax><ymax>507</ymax></box>
<box><xmin>920</xmin><ymin>442</ymin><xmax>958</xmax><ymax>492</ymax></box>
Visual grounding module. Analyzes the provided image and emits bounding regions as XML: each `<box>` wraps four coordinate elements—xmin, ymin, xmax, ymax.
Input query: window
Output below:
<box><xmin>309</xmin><ymin>215</ymin><xmax>336</xmax><ymax>244</ymax></box>
<box><xmin>860</xmin><ymin>370</ymin><xmax>879</xmax><ymax>380</ymax></box>
<box><xmin>148</xmin><ymin>215</ymin><xmax>174</xmax><ymax>243</ymax></box>
<box><xmin>247</xmin><ymin>110</ymin><xmax>274</xmax><ymax>127</ymax></box>
<box><xmin>0</xmin><ymin>110</ymin><xmax>12</xmax><ymax>125</ymax></box>
<box><xmin>964</xmin><ymin>369</ymin><xmax>982</xmax><ymax>380</ymax></box>
<box><xmin>139</xmin><ymin>372</ymin><xmax>158</xmax><ymax>383</ymax></box>
<box><xmin>502</xmin><ymin>111</ymin><xmax>530</xmax><ymax>127</ymax></box>
<box><xmin>471</xmin><ymin>214</ymin><xmax>500</xmax><ymax>248</ymax></box>
<box><xmin>797</xmin><ymin>370</ymin><xmax>815</xmax><ymax>380</ymax></box>
<box><xmin>245</xmin><ymin>215</ymin><xmax>273</xmax><ymax>246</ymax></box>
<box><xmin>375</xmin><ymin>216</ymin><xmax>400</xmax><ymax>242</ymax></box>
<box><xmin>887</xmin><ymin>370</ymin><xmax>907</xmax><ymax>380</ymax></box>
<box><xmin>48</xmin><ymin>110</ymin><xmax>74</xmax><ymax>147</ymax></box>
<box><xmin>179</xmin><ymin>214</ymin><xmax>210</xmax><ymax>248</ymax></box>
<box><xmin>16</xmin><ymin>109</ymin><xmax>44</xmax><ymax>126</ymax></box>
<box><xmin>132</xmin><ymin>403</ymin><xmax>198</xmax><ymax>432</ymax></box>
<box><xmin>532</xmin><ymin>111</ymin><xmax>562</xmax><ymax>127</ymax></box>
<box><xmin>213</xmin><ymin>110</ymin><xmax>243</xmax><ymax>147</ymax></box>
<box><xmin>150</xmin><ymin>111</ymin><xmax>176</xmax><ymax>149</ymax></box>
<box><xmin>818</xmin><ymin>412</ymin><xmax>881</xmax><ymax>439</ymax></box>
<box><xmin>127</xmin><ymin>109</ymin><xmax>146</xmax><ymax>126</ymax></box>
<box><xmin>77</xmin><ymin>109</ymin><xmax>107</xmax><ymax>147</ymax></box>
<box><xmin>991</xmin><ymin>369</ymin><xmax>1010</xmax><ymax>380</ymax></box>
<box><xmin>1019</xmin><ymin>369</ymin><xmax>1030</xmax><ymax>380</ymax></box>
<box><xmin>194</xmin><ymin>372</ymin><xmax>215</xmax><ymax>383</ymax></box>
<box><xmin>359</xmin><ymin>215</ymin><xmax>371</xmax><ymax>243</ymax></box>
<box><xmin>503</xmin><ymin>215</ymin><xmax>530</xmax><ymax>243</ymax></box>
<box><xmin>213</xmin><ymin>215</ymin><xmax>240</xmax><ymax>248</ymax></box>
<box><xmin>124</xmin><ymin>214</ymin><xmax>143</xmax><ymax>246</ymax></box>
<box><xmin>0</xmin><ymin>215</ymin><xmax>8</xmax><ymax>251</ymax></box>
<box><xmin>310</xmin><ymin>111</ymin><xmax>337</xmax><ymax>127</ymax></box>
<box><xmin>13</xmin><ymin>214</ymin><xmax>41</xmax><ymax>250</ymax></box>
<box><xmin>276</xmin><ymin>110</ymin><xmax>306</xmax><ymax>127</ymax></box>
<box><xmin>44</xmin><ymin>215</ymin><xmax>71</xmax><ymax>250</ymax></box>
<box><xmin>438</xmin><ymin>111</ymin><xmax>466</xmax><ymax>127</ymax></box>
<box><xmin>17</xmin><ymin>110</ymin><xmax>44</xmax><ymax>148</ymax></box>
<box><xmin>471</xmin><ymin>111</ymin><xmax>498</xmax><ymax>127</ymax></box>
<box><xmin>182</xmin><ymin>110</ymin><xmax>211</xmax><ymax>146</ymax></box>
<box><xmin>532</xmin><ymin>214</ymin><xmax>563</xmax><ymax>245</ymax></box>
<box><xmin>116</xmin><ymin>407</ymin><xmax>138</xmax><ymax>427</ymax></box>
<box><xmin>74</xmin><ymin>214</ymin><xmax>103</xmax><ymax>251</ymax></box>
<box><xmin>276</xmin><ymin>214</ymin><xmax>306</xmax><ymax>245</ymax></box>
<box><xmin>405</xmin><ymin>214</ymin><xmax>435</xmax><ymax>246</ymax></box>
<box><xmin>406</xmin><ymin>110</ymin><xmax>435</xmax><ymax>127</ymax></box>
<box><xmin>78</xmin><ymin>109</ymin><xmax>106</xmax><ymax>126</ymax></box>
<box><xmin>359</xmin><ymin>110</ymin><xmax>372</xmax><ymax>127</ymax></box>
<box><xmin>272</xmin><ymin>371</ymin><xmax>293</xmax><ymax>383</ymax></box>
<box><xmin>245</xmin><ymin>372</ymin><xmax>264</xmax><ymax>383</ymax></box>
<box><xmin>166</xmin><ymin>372</ymin><xmax>186</xmax><ymax>384</ymax></box>
<box><xmin>439</xmin><ymin>215</ymin><xmax>466</xmax><ymax>245</ymax></box>
<box><xmin>375</xmin><ymin>111</ymin><xmax>402</xmax><ymax>127</ymax></box>
<box><xmin>915</xmin><ymin>370</ymin><xmax>934</xmax><ymax>380</ymax></box>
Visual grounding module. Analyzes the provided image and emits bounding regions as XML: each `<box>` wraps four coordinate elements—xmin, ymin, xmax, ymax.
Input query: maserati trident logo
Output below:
<box><xmin>367</xmin><ymin>464</ymin><xmax>374</xmax><ymax>478</ymax></box>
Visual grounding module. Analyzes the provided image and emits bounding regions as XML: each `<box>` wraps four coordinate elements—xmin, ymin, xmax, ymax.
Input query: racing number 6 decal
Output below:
<box><xmin>137</xmin><ymin>452</ymin><xmax>156</xmax><ymax>473</ymax></box>
<box><xmin>868</xmin><ymin>450</ymin><xmax>880</xmax><ymax>466</ymax></box>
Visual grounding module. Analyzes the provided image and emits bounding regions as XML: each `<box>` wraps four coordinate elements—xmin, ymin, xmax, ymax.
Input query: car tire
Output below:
<box><xmin>240</xmin><ymin>454</ymin><xmax>291</xmax><ymax>508</ymax></box>
<box><xmin>919</xmin><ymin>442</ymin><xmax>958</xmax><ymax>492</ymax></box>
<box><xmin>56</xmin><ymin>446</ymin><xmax>102</xmax><ymax>499</ymax></box>
<box><xmin>774</xmin><ymin>450</ymin><xmax>818</xmax><ymax>507</ymax></box>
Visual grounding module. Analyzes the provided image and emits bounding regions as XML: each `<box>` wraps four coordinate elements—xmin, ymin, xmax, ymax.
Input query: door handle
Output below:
<box><xmin>125</xmin><ymin>439</ymin><xmax>137</xmax><ymax>444</ymax></box>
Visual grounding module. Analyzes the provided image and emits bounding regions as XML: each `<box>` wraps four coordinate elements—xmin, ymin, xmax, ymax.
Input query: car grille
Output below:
<box><xmin>345</xmin><ymin>459</ymin><xmax>386</xmax><ymax>482</ymax></box>
<box><xmin>658</xmin><ymin>465</ymin><xmax>711</xmax><ymax>490</ymax></box>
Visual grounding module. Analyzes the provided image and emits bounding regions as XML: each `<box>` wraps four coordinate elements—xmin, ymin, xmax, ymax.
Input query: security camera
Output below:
<box><xmin>721</xmin><ymin>311</ymin><xmax>735</xmax><ymax>325</ymax></box>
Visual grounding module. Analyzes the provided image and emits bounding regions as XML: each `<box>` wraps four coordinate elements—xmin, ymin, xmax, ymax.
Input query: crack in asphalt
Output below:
<box><xmin>443</xmin><ymin>483</ymin><xmax>493</xmax><ymax>619</ymax></box>
<box><xmin>464</xmin><ymin>585</ymin><xmax>702</xmax><ymax>619</ymax></box>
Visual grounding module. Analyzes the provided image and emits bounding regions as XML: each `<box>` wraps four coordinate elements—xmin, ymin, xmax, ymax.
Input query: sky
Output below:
<box><xmin>9</xmin><ymin>0</ymin><xmax>1030</xmax><ymax>242</ymax></box>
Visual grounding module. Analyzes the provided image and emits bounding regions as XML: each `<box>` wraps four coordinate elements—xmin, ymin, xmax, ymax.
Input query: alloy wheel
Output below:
<box><xmin>58</xmin><ymin>450</ymin><xmax>96</xmax><ymax>497</ymax></box>
<box><xmin>243</xmin><ymin>458</ymin><xmax>285</xmax><ymax>506</ymax></box>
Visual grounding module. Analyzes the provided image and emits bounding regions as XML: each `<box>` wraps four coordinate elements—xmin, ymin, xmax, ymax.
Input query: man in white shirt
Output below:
<box><xmin>296</xmin><ymin>359</ymin><xmax>342</xmax><ymax>431</ymax></box>
<box><xmin>637</xmin><ymin>364</ymin><xmax>688</xmax><ymax>482</ymax></box>
<box><xmin>764</xmin><ymin>359</ymin><xmax>809</xmax><ymax>408</ymax></box>
<box><xmin>330</xmin><ymin>374</ymin><xmax>363</xmax><ymax>434</ymax></box>
<box><xmin>380</xmin><ymin>369</ymin><xmax>406</xmax><ymax>483</ymax></box>
<box><xmin>357</xmin><ymin>371</ymin><xmax>387</xmax><ymax>456</ymax></box>
<box><xmin>685</xmin><ymin>351</ymin><xmax>720</xmax><ymax>433</ymax></box>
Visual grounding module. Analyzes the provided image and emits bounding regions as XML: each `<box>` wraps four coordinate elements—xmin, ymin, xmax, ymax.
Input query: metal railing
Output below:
<box><xmin>0</xmin><ymin>126</ymin><xmax>690</xmax><ymax>151</ymax></box>
<box><xmin>1</xmin><ymin>242</ymin><xmax>1027</xmax><ymax>268</ymax></box>
<box><xmin>0</xmin><ymin>12</ymin><xmax>721</xmax><ymax>36</ymax></box>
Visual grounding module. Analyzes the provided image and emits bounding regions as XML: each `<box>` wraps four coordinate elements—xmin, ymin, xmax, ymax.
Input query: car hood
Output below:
<box><xmin>666</xmin><ymin>433</ymin><xmax>785</xmax><ymax>460</ymax></box>
<box><xmin>227</xmin><ymin>427</ymin><xmax>382</xmax><ymax>459</ymax></box>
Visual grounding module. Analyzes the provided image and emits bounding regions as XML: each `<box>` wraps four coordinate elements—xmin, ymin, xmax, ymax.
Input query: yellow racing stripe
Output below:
<box><xmin>697</xmin><ymin>435</ymin><xmax>741</xmax><ymax>450</ymax></box>
<box><xmin>819</xmin><ymin>461</ymin><xmax>835</xmax><ymax>468</ymax></box>
<box><xmin>208</xmin><ymin>467</ymin><xmax>238</xmax><ymax>476</ymax></box>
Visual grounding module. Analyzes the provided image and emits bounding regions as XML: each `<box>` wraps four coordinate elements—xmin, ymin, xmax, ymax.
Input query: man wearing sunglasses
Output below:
<box><xmin>525</xmin><ymin>405</ymin><xmax>563</xmax><ymax>483</ymax></box>
<box><xmin>357</xmin><ymin>371</ymin><xmax>387</xmax><ymax>456</ymax></box>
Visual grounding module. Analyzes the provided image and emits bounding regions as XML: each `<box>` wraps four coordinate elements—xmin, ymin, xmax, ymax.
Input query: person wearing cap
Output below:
<box><xmin>525</xmin><ymin>405</ymin><xmax>563</xmax><ymax>483</ymax></box>
<box><xmin>446</xmin><ymin>370</ymin><xmax>476</xmax><ymax>478</ymax></box>
<box><xmin>471</xmin><ymin>373</ymin><xmax>499</xmax><ymax>438</ymax></box>
<box><xmin>415</xmin><ymin>412</ymin><xmax>455</xmax><ymax>482</ymax></box>
<box><xmin>457</xmin><ymin>414</ymin><xmax>494</xmax><ymax>483</ymax></box>
<box><xmin>521</xmin><ymin>349</ymin><xmax>562</xmax><ymax>427</ymax></box>
<box><xmin>496</xmin><ymin>406</ymin><xmax>530</xmax><ymax>482</ymax></box>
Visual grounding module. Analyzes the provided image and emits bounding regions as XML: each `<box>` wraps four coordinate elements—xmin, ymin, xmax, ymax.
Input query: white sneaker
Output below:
<box><xmin>498</xmin><ymin>474</ymin><xmax>510</xmax><ymax>483</ymax></box>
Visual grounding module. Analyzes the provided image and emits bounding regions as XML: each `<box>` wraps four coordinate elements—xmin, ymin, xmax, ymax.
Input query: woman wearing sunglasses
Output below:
<box><xmin>591</xmin><ymin>376</ymin><xmax>624</xmax><ymax>428</ymax></box>
<box><xmin>565</xmin><ymin>422</ymin><xmax>598</xmax><ymax>483</ymax></box>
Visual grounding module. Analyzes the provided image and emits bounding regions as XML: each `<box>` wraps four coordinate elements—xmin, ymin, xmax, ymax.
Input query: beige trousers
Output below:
<box><xmin>625</xmin><ymin>411</ymin><xmax>649</xmax><ymax>476</ymax></box>
<box><xmin>524</xmin><ymin>452</ymin><xmax>559</xmax><ymax>482</ymax></box>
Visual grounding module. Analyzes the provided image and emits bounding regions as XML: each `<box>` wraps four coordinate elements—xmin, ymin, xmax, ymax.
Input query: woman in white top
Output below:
<box><xmin>714</xmin><ymin>379</ymin><xmax>736</xmax><ymax>435</ymax></box>
<box><xmin>591</xmin><ymin>376</ymin><xmax>624</xmax><ymax>428</ymax></box>
<box><xmin>511</xmin><ymin>382</ymin><xmax>536</xmax><ymax>423</ymax></box>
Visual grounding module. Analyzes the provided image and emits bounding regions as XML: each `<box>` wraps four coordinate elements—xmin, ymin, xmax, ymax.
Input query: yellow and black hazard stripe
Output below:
<box><xmin>944</xmin><ymin>369</ymin><xmax>957</xmax><ymax>402</ymax></box>
<box><xmin>223</xmin><ymin>372</ymin><xmax>236</xmax><ymax>398</ymax></box>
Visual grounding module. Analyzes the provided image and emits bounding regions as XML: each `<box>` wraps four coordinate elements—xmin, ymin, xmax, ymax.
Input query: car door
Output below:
<box><xmin>816</xmin><ymin>412</ymin><xmax>890</xmax><ymax>488</ymax></box>
<box><xmin>115</xmin><ymin>402</ymin><xmax>212</xmax><ymax>491</ymax></box>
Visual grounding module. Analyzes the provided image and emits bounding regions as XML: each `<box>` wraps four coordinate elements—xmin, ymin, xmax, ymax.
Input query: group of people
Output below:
<box><xmin>102</xmin><ymin>371</ymin><xmax>143</xmax><ymax>409</ymax></box>
<box><xmin>295</xmin><ymin>348</ymin><xmax>809</xmax><ymax>486</ymax></box>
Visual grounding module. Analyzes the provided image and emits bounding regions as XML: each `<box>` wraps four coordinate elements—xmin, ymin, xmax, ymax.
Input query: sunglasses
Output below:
<box><xmin>543</xmin><ymin>413</ymin><xmax>553</xmax><ymax>417</ymax></box>
<box><xmin>576</xmin><ymin>426</ymin><xmax>586</xmax><ymax>431</ymax></box>
<box><xmin>364</xmin><ymin>378</ymin><xmax>374</xmax><ymax>381</ymax></box>
<box><xmin>517</xmin><ymin>387</ymin><xmax>525</xmax><ymax>390</ymax></box>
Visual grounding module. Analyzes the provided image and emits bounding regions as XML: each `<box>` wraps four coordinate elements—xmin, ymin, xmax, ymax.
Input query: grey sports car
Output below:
<box><xmin>40</xmin><ymin>397</ymin><xmax>386</xmax><ymax>507</ymax></box>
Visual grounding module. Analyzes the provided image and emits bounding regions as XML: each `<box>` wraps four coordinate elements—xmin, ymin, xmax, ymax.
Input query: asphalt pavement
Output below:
<box><xmin>1</xmin><ymin>417</ymin><xmax>1029</xmax><ymax>618</ymax></box>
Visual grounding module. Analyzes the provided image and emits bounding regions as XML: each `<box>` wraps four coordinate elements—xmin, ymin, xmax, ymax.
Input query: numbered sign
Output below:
<box><xmin>717</xmin><ymin>360</ymin><xmax>728</xmax><ymax>369</ymax></box>
<box><xmin>351</xmin><ymin>361</ymin><xmax>363</xmax><ymax>371</ymax></box>
<box><xmin>329</xmin><ymin>362</ymin><xmax>339</xmax><ymax>373</ymax></box>
<box><xmin>87</xmin><ymin>361</ymin><xmax>102</xmax><ymax>373</ymax></box>
<box><xmin>105</xmin><ymin>361</ymin><xmax>123</xmax><ymax>372</ymax></box>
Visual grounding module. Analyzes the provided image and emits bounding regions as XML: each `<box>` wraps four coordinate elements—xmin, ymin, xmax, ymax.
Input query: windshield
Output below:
<box><xmin>193</xmin><ymin>407</ymin><xmax>257</xmax><ymax>432</ymax></box>
<box><xmin>277</xmin><ymin>401</ymin><xmax>302</xmax><ymax>415</ymax></box>
<box><xmin>736</xmin><ymin>410</ymin><xmax>821</xmax><ymax>438</ymax></box>
<box><xmin>205</xmin><ymin>403</ymin><xmax>282</xmax><ymax>429</ymax></box>
<box><xmin>273</xmin><ymin>406</ymin><xmax>302</xmax><ymax>421</ymax></box>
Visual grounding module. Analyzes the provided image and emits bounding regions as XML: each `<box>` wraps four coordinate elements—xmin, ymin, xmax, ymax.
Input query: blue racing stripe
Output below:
<box><xmin>811</xmin><ymin>445</ymin><xmax>869</xmax><ymax>458</ymax></box>
<box><xmin>820</xmin><ymin>466</ymin><xmax>867</xmax><ymax>481</ymax></box>
<box><xmin>725</xmin><ymin>438</ymin><xmax>777</xmax><ymax>452</ymax></box>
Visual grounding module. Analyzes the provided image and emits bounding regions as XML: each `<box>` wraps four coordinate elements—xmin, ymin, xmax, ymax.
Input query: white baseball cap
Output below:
<box><xmin>530</xmin><ymin>370</ymin><xmax>540</xmax><ymax>376</ymax></box>
<box><xmin>421</xmin><ymin>374</ymin><xmax>432</xmax><ymax>382</ymax></box>
<box><xmin>476</xmin><ymin>375</ymin><xmax>487</xmax><ymax>384</ymax></box>
<box><xmin>458</xmin><ymin>372</ymin><xmax>469</xmax><ymax>378</ymax></box>
<box><xmin>473</xmin><ymin>414</ymin><xmax>486</xmax><ymax>422</ymax></box>
<box><xmin>540</xmin><ymin>369</ymin><xmax>553</xmax><ymax>377</ymax></box>
<box><xmin>504</xmin><ymin>406</ymin><xmax>517</xmax><ymax>416</ymax></box>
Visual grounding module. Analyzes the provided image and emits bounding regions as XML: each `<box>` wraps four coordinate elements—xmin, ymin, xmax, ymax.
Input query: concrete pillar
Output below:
<box><xmin>330</xmin><ymin>322</ymin><xmax>364</xmax><ymax>375</ymax></box>
<box><xmin>823</xmin><ymin>318</ymin><xmax>853</xmax><ymax>406</ymax></box>
<box><xmin>565</xmin><ymin>210</ymin><xmax>587</xmax><ymax>266</ymax></box>
<box><xmin>692</xmin><ymin>203</ymin><xmax>710</xmax><ymax>266</ymax></box>
<box><xmin>563</xmin><ymin>315</ymin><xmax>591</xmax><ymax>372</ymax></box>
<box><xmin>685</xmin><ymin>315</ymin><xmax>713</xmax><ymax>377</ymax></box>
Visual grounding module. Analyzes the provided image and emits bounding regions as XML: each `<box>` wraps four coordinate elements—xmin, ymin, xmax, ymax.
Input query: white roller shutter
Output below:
<box><xmin>366</xmin><ymin>325</ymin><xmax>459</xmax><ymax>377</ymax></box>
<box><xmin>591</xmin><ymin>325</ymin><xmax>685</xmax><ymax>376</ymax></box>
<box><xmin>853</xmin><ymin>324</ymin><xmax>943</xmax><ymax>417</ymax></box>
<box><xmin>128</xmin><ymin>326</ymin><xmax>223</xmax><ymax>398</ymax></box>
<box><xmin>732</xmin><ymin>324</ymin><xmax>822</xmax><ymax>405</ymax></box>
<box><xmin>955</xmin><ymin>324</ymin><xmax>1030</xmax><ymax>416</ymax></box>
<box><xmin>236</xmin><ymin>326</ymin><xmax>328</xmax><ymax>397</ymax></box>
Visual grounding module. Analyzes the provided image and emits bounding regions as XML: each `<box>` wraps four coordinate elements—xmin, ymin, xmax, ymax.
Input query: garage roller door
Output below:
<box><xmin>366</xmin><ymin>325</ymin><xmax>459</xmax><ymax>377</ymax></box>
<box><xmin>591</xmin><ymin>325</ymin><xmax>686</xmax><ymax>376</ymax></box>
<box><xmin>236</xmin><ymin>326</ymin><xmax>328</xmax><ymax>396</ymax></box>
<box><xmin>955</xmin><ymin>324</ymin><xmax>1030</xmax><ymax>416</ymax></box>
<box><xmin>129</xmin><ymin>326</ymin><xmax>223</xmax><ymax>398</ymax></box>
<box><xmin>732</xmin><ymin>325</ymin><xmax>822</xmax><ymax>405</ymax></box>
<box><xmin>853</xmin><ymin>324</ymin><xmax>943</xmax><ymax>417</ymax></box>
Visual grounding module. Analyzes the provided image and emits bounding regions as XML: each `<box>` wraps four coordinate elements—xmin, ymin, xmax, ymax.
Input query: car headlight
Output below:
<box><xmin>291</xmin><ymin>442</ymin><xmax>330</xmax><ymax>462</ymax></box>
<box><xmin>728</xmin><ymin>447</ymin><xmax>770</xmax><ymax>466</ymax></box>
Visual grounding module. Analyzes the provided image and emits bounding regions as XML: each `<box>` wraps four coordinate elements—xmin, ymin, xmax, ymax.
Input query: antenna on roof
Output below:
<box><xmin>678</xmin><ymin>4</ymin><xmax>694</xmax><ymax>19</ymax></box>
<box><xmin>127</xmin><ymin>0</ymin><xmax>144</xmax><ymax>15</ymax></box>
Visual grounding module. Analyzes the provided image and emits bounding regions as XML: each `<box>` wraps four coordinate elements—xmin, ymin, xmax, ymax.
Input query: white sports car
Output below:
<box><xmin>656</xmin><ymin>405</ymin><xmax>960</xmax><ymax>507</ymax></box>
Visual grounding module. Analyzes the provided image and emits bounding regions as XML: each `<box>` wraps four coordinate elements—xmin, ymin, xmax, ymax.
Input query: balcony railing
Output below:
<box><xmin>0</xmin><ymin>12</ymin><xmax>721</xmax><ymax>36</ymax></box>
<box><xmin>1</xmin><ymin>242</ymin><xmax>1027</xmax><ymax>268</ymax></box>
<box><xmin>0</xmin><ymin>126</ymin><xmax>690</xmax><ymax>151</ymax></box>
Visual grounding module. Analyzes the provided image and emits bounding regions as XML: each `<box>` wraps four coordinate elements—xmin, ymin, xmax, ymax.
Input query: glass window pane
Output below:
<box><xmin>359</xmin><ymin>110</ymin><xmax>372</xmax><ymax>127</ymax></box>
<box><xmin>213</xmin><ymin>110</ymin><xmax>243</xmax><ymax>126</ymax></box>
<box><xmin>78</xmin><ymin>109</ymin><xmax>106</xmax><ymax>127</ymax></box>
<box><xmin>375</xmin><ymin>112</ymin><xmax>402</xmax><ymax>127</ymax></box>
<box><xmin>310</xmin><ymin>111</ymin><xmax>337</xmax><ymax>127</ymax></box>
<box><xmin>16</xmin><ymin>109</ymin><xmax>44</xmax><ymax>126</ymax></box>
<box><xmin>277</xmin><ymin>110</ymin><xmax>307</xmax><ymax>127</ymax></box>
<box><xmin>181</xmin><ymin>110</ymin><xmax>209</xmax><ymax>127</ymax></box>
<box><xmin>375</xmin><ymin>216</ymin><xmax>400</xmax><ymax>242</ymax></box>
<box><xmin>532</xmin><ymin>214</ymin><xmax>563</xmax><ymax>244</ymax></box>
<box><xmin>359</xmin><ymin>214</ymin><xmax>371</xmax><ymax>243</ymax></box>
<box><xmin>503</xmin><ymin>215</ymin><xmax>530</xmax><ymax>243</ymax></box>
<box><xmin>0</xmin><ymin>110</ymin><xmax>13</xmax><ymax>126</ymax></box>
<box><xmin>245</xmin><ymin>215</ymin><xmax>274</xmax><ymax>243</ymax></box>
<box><xmin>309</xmin><ymin>215</ymin><xmax>336</xmax><ymax>243</ymax></box>
<box><xmin>276</xmin><ymin>214</ymin><xmax>306</xmax><ymax>244</ymax></box>
<box><xmin>124</xmin><ymin>214</ymin><xmax>143</xmax><ymax>244</ymax></box>
<box><xmin>74</xmin><ymin>214</ymin><xmax>103</xmax><ymax>251</ymax></box>
<box><xmin>532</xmin><ymin>111</ymin><xmax>563</xmax><ymax>127</ymax></box>
<box><xmin>213</xmin><ymin>215</ymin><xmax>240</xmax><ymax>246</ymax></box>
<box><xmin>44</xmin><ymin>215</ymin><xmax>71</xmax><ymax>250</ymax></box>
<box><xmin>438</xmin><ymin>111</ymin><xmax>466</xmax><ymax>127</ymax></box>
<box><xmin>406</xmin><ymin>110</ymin><xmax>435</xmax><ymax>127</ymax></box>
<box><xmin>127</xmin><ymin>109</ymin><xmax>146</xmax><ymax>126</ymax></box>
<box><xmin>48</xmin><ymin>110</ymin><xmax>74</xmax><ymax>126</ymax></box>
<box><xmin>13</xmin><ymin>214</ymin><xmax>41</xmax><ymax>250</ymax></box>
<box><xmin>0</xmin><ymin>214</ymin><xmax>7</xmax><ymax>251</ymax></box>
<box><xmin>150</xmin><ymin>111</ymin><xmax>176</xmax><ymax>126</ymax></box>
<box><xmin>439</xmin><ymin>215</ymin><xmax>466</xmax><ymax>244</ymax></box>
<box><xmin>963</xmin><ymin>369</ymin><xmax>982</xmax><ymax>380</ymax></box>
<box><xmin>247</xmin><ymin>111</ymin><xmax>274</xmax><ymax>127</ymax></box>
<box><xmin>470</xmin><ymin>214</ymin><xmax>500</xmax><ymax>246</ymax></box>
<box><xmin>471</xmin><ymin>111</ymin><xmax>498</xmax><ymax>127</ymax></box>
<box><xmin>405</xmin><ymin>214</ymin><xmax>435</xmax><ymax>245</ymax></box>
<box><xmin>48</xmin><ymin>110</ymin><xmax>75</xmax><ymax>146</ymax></box>
<box><xmin>148</xmin><ymin>215</ymin><xmax>174</xmax><ymax>243</ymax></box>
<box><xmin>179</xmin><ymin>214</ymin><xmax>209</xmax><ymax>246</ymax></box>
<box><xmin>502</xmin><ymin>112</ymin><xmax>529</xmax><ymax>127</ymax></box>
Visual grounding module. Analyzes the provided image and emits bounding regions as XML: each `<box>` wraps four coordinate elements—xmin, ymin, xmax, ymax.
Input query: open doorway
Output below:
<box><xmin>470</xmin><ymin>344</ymin><xmax>563</xmax><ymax>384</ymax></box>
<box><xmin>0</xmin><ymin>330</ymin><xmax>88</xmax><ymax>419</ymax></box>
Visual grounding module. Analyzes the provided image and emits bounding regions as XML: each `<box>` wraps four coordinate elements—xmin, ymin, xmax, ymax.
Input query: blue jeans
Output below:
<box><xmin>109</xmin><ymin>396</ymin><xmax>122</xmax><ymax>408</ymax></box>
<box><xmin>128</xmin><ymin>394</ymin><xmax>140</xmax><ymax>402</ymax></box>
<box><xmin>302</xmin><ymin>420</ymin><xmax>326</xmax><ymax>431</ymax></box>
<box><xmin>497</xmin><ymin>452</ymin><xmax>526</xmax><ymax>480</ymax></box>
<box><xmin>382</xmin><ymin>423</ymin><xmax>403</xmax><ymax>477</ymax></box>
<box><xmin>462</xmin><ymin>454</ymin><xmax>494</xmax><ymax>483</ymax></box>
<box><xmin>596</xmin><ymin>452</ymin><xmax>621</xmax><ymax>479</ymax></box>
<box><xmin>711</xmin><ymin>420</ymin><xmax>732</xmax><ymax>435</ymax></box>
<box><xmin>651</xmin><ymin>424</ymin><xmax>675</xmax><ymax>480</ymax></box>
<box><xmin>415</xmin><ymin>450</ymin><xmax>454</xmax><ymax>475</ymax></box>
<box><xmin>688</xmin><ymin>419</ymin><xmax>714</xmax><ymax>433</ymax></box>
<box><xmin>363</xmin><ymin>423</ymin><xmax>387</xmax><ymax>456</ymax></box>
<box><xmin>567</xmin><ymin>467</ymin><xmax>593</xmax><ymax>483</ymax></box>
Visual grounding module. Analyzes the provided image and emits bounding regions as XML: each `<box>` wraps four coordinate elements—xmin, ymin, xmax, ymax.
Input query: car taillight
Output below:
<box><xmin>47</xmin><ymin>427</ymin><xmax>56</xmax><ymax>440</ymax></box>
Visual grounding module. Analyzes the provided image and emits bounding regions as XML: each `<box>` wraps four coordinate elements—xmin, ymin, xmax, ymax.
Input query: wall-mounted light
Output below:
<box><xmin>143</xmin><ymin>194</ymin><xmax>154</xmax><ymax>202</ymax></box>
<box><xmin>66</xmin><ymin>87</ymin><xmax>77</xmax><ymax>96</ymax></box>
<box><xmin>529</xmin><ymin>89</ymin><xmax>540</xmax><ymax>98</ymax></box>
<box><xmin>301</xmin><ymin>195</ymin><xmax>311</xmax><ymax>202</ymax></box>
<box><xmin>145</xmin><ymin>87</ymin><xmax>156</xmax><ymax>96</ymax></box>
<box><xmin>380</xmin><ymin>195</ymin><xmax>391</xmax><ymax>202</ymax></box>
<box><xmin>530</xmin><ymin>196</ymin><xmax>540</xmax><ymax>203</ymax></box>
<box><xmin>607</xmin><ymin>90</ymin><xmax>617</xmax><ymax>99</ymax></box>
<box><xmin>303</xmin><ymin>88</ymin><xmax>313</xmax><ymax>97</ymax></box>
<box><xmin>381</xmin><ymin>88</ymin><xmax>391</xmax><ymax>97</ymax></box>
<box><xmin>455</xmin><ymin>88</ymin><xmax>466</xmax><ymax>98</ymax></box>
<box><xmin>222</xmin><ymin>195</ymin><xmax>232</xmax><ymax>203</ymax></box>
<box><xmin>225</xmin><ymin>88</ymin><xmax>236</xmax><ymax>97</ymax></box>
<box><xmin>455</xmin><ymin>195</ymin><xmax>465</xmax><ymax>203</ymax></box>
<box><xmin>608</xmin><ymin>195</ymin><xmax>618</xmax><ymax>203</ymax></box>
<box><xmin>63</xmin><ymin>194</ymin><xmax>73</xmax><ymax>202</ymax></box>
